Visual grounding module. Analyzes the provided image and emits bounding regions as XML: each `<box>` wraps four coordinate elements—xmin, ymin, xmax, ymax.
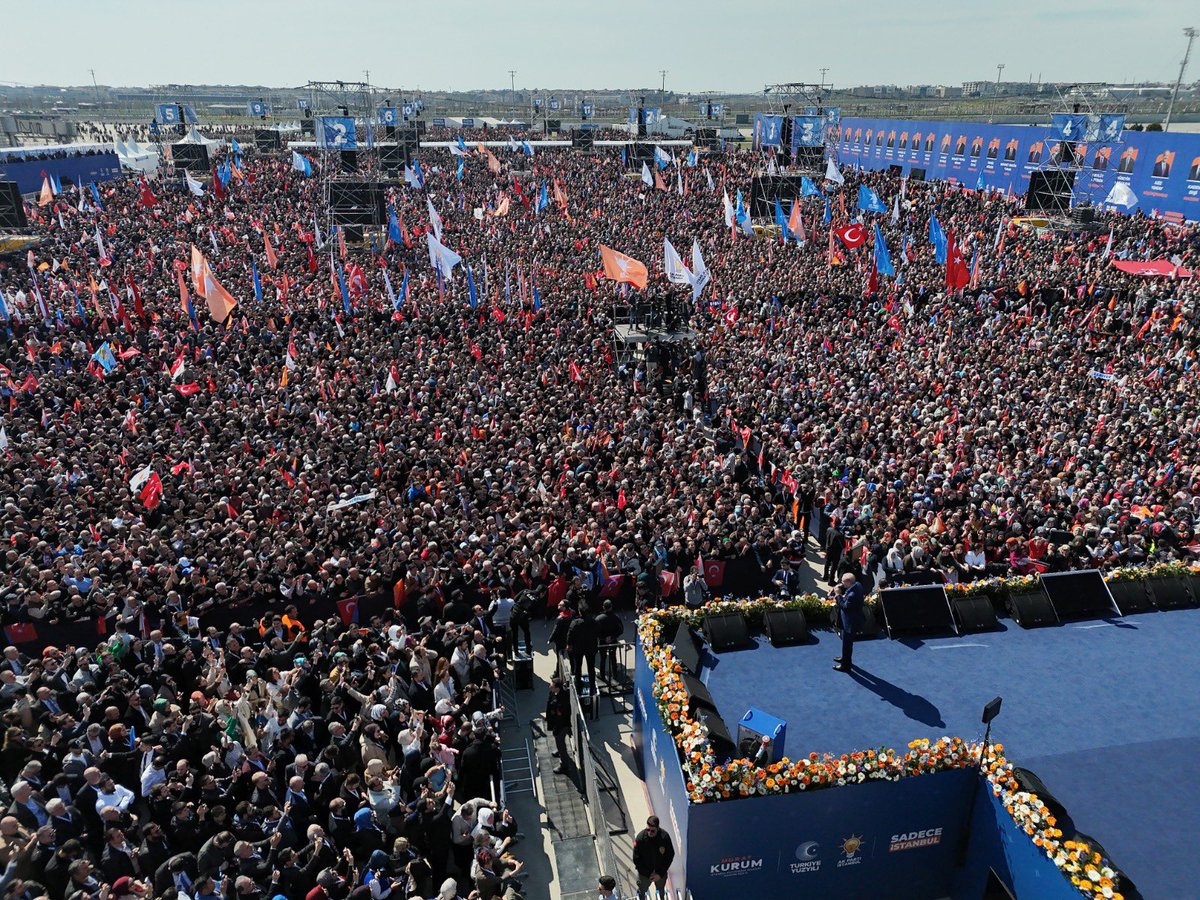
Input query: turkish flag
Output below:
<box><xmin>946</xmin><ymin>228</ymin><xmax>970</xmax><ymax>291</ymax></box>
<box><xmin>702</xmin><ymin>560</ymin><xmax>726</xmax><ymax>589</ymax></box>
<box><xmin>599</xmin><ymin>245</ymin><xmax>648</xmax><ymax>290</ymax></box>
<box><xmin>659</xmin><ymin>571</ymin><xmax>678</xmax><ymax>596</ymax></box>
<box><xmin>337</xmin><ymin>598</ymin><xmax>359</xmax><ymax>626</ymax></box>
<box><xmin>3</xmin><ymin>623</ymin><xmax>38</xmax><ymax>644</ymax></box>
<box><xmin>176</xmin><ymin>382</ymin><xmax>202</xmax><ymax>396</ymax></box>
<box><xmin>599</xmin><ymin>575</ymin><xmax>626</xmax><ymax>599</ymax></box>
<box><xmin>139</xmin><ymin>472</ymin><xmax>163</xmax><ymax>509</ymax></box>
<box><xmin>834</xmin><ymin>223</ymin><xmax>867</xmax><ymax>249</ymax></box>
<box><xmin>547</xmin><ymin>575</ymin><xmax>569</xmax><ymax>610</ymax></box>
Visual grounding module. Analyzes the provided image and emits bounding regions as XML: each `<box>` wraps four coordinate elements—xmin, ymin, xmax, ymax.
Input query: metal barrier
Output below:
<box><xmin>567</xmin><ymin>675</ymin><xmax>627</xmax><ymax>897</ymax></box>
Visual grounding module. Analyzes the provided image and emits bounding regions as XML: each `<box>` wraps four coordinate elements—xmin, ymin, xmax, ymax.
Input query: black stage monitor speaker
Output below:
<box><xmin>1106</xmin><ymin>579</ymin><xmax>1153</xmax><ymax>614</ymax></box>
<box><xmin>572</xmin><ymin>132</ymin><xmax>594</xmax><ymax>149</ymax></box>
<box><xmin>339</xmin><ymin>149</ymin><xmax>358</xmax><ymax>174</ymax></box>
<box><xmin>300</xmin><ymin>119</ymin><xmax>315</xmax><ymax>137</ymax></box>
<box><xmin>0</xmin><ymin>181</ymin><xmax>28</xmax><ymax>229</ymax></box>
<box><xmin>749</xmin><ymin>175</ymin><xmax>807</xmax><ymax>218</ymax></box>
<box><xmin>378</xmin><ymin>143</ymin><xmax>410</xmax><ymax>173</ymax></box>
<box><xmin>1007</xmin><ymin>590</ymin><xmax>1059</xmax><ymax>628</ymax></box>
<box><xmin>698</xmin><ymin>712</ymin><xmax>736</xmax><ymax>762</ymax></box>
<box><xmin>951</xmin><ymin>595</ymin><xmax>1000</xmax><ymax>633</ymax></box>
<box><xmin>170</xmin><ymin>143</ymin><xmax>210</xmax><ymax>173</ymax></box>
<box><xmin>1039</xmin><ymin>570</ymin><xmax>1116</xmax><ymax>620</ymax></box>
<box><xmin>680</xmin><ymin>673</ymin><xmax>718</xmax><ymax>715</ymax></box>
<box><xmin>1147</xmin><ymin>576</ymin><xmax>1197</xmax><ymax>610</ymax></box>
<box><xmin>763</xmin><ymin>608</ymin><xmax>809</xmax><ymax>646</ymax></box>
<box><xmin>671</xmin><ymin>621</ymin><xmax>701</xmax><ymax>674</ymax></box>
<box><xmin>1026</xmin><ymin>169</ymin><xmax>1076</xmax><ymax>215</ymax></box>
<box><xmin>703</xmin><ymin>613</ymin><xmax>751</xmax><ymax>652</ymax></box>
<box><xmin>328</xmin><ymin>182</ymin><xmax>385</xmax><ymax>226</ymax></box>
<box><xmin>878</xmin><ymin>585</ymin><xmax>956</xmax><ymax>637</ymax></box>
<box><xmin>544</xmin><ymin>118</ymin><xmax>561</xmax><ymax>132</ymax></box>
<box><xmin>909</xmin><ymin>167</ymin><xmax>926</xmax><ymax>182</ymax></box>
<box><xmin>253</xmin><ymin>129</ymin><xmax>281</xmax><ymax>150</ymax></box>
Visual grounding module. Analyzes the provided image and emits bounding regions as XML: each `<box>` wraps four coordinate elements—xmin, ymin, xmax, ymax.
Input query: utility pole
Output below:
<box><xmin>89</xmin><ymin>68</ymin><xmax>100</xmax><ymax>107</ymax></box>
<box><xmin>508</xmin><ymin>69</ymin><xmax>517</xmax><ymax>107</ymax></box>
<box><xmin>659</xmin><ymin>69</ymin><xmax>668</xmax><ymax>107</ymax></box>
<box><xmin>1164</xmin><ymin>27</ymin><xmax>1197</xmax><ymax>131</ymax></box>
<box><xmin>818</xmin><ymin>67</ymin><xmax>829</xmax><ymax>89</ymax></box>
<box><xmin>989</xmin><ymin>63</ymin><xmax>1005</xmax><ymax>123</ymax></box>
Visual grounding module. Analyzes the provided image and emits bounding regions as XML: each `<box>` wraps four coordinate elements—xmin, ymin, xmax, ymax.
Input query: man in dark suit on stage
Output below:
<box><xmin>833</xmin><ymin>573</ymin><xmax>866</xmax><ymax>672</ymax></box>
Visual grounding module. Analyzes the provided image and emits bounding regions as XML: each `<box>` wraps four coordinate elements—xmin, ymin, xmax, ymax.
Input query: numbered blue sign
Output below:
<box><xmin>317</xmin><ymin>116</ymin><xmax>357</xmax><ymax>149</ymax></box>
<box><xmin>155</xmin><ymin>104</ymin><xmax>179</xmax><ymax>125</ymax></box>
<box><xmin>180</xmin><ymin>104</ymin><xmax>198</xmax><ymax>124</ymax></box>
<box><xmin>248</xmin><ymin>101</ymin><xmax>267</xmax><ymax>117</ymax></box>
<box><xmin>296</xmin><ymin>98</ymin><xmax>310</xmax><ymax>110</ymax></box>
<box><xmin>549</xmin><ymin>98</ymin><xmax>560</xmax><ymax>111</ymax></box>
<box><xmin>378</xmin><ymin>107</ymin><xmax>398</xmax><ymax>125</ymax></box>
<box><xmin>402</xmin><ymin>103</ymin><xmax>414</xmax><ymax>118</ymax></box>
<box><xmin>533</xmin><ymin>97</ymin><xmax>543</xmax><ymax>109</ymax></box>
<box><xmin>581</xmin><ymin>101</ymin><xmax>594</xmax><ymax>118</ymax></box>
<box><xmin>793</xmin><ymin>115</ymin><xmax>824</xmax><ymax>147</ymax></box>
<box><xmin>461</xmin><ymin>117</ymin><xmax>475</xmax><ymax>128</ymax></box>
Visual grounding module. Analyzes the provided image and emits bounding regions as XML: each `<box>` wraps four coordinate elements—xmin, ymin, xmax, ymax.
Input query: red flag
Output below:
<box><xmin>126</xmin><ymin>274</ymin><xmax>145</xmax><ymax>323</ymax></box>
<box><xmin>176</xmin><ymin>382</ymin><xmax>202</xmax><ymax>396</ymax></box>
<box><xmin>946</xmin><ymin>229</ymin><xmax>970</xmax><ymax>291</ymax></box>
<box><xmin>210</xmin><ymin>168</ymin><xmax>225</xmax><ymax>201</ymax></box>
<box><xmin>3</xmin><ymin>623</ymin><xmax>37</xmax><ymax>644</ymax></box>
<box><xmin>702</xmin><ymin>559</ymin><xmax>726</xmax><ymax>590</ymax></box>
<box><xmin>336</xmin><ymin>598</ymin><xmax>359</xmax><ymax>626</ymax></box>
<box><xmin>263</xmin><ymin>231</ymin><xmax>278</xmax><ymax>270</ymax></box>
<box><xmin>659</xmin><ymin>571</ymin><xmax>678</xmax><ymax>596</ymax></box>
<box><xmin>138</xmin><ymin>179</ymin><xmax>157</xmax><ymax>208</ymax></box>
<box><xmin>834</xmin><ymin>223</ymin><xmax>867</xmax><ymax>249</ymax></box>
<box><xmin>139</xmin><ymin>472</ymin><xmax>163</xmax><ymax>509</ymax></box>
<box><xmin>617</xmin><ymin>488</ymin><xmax>628</xmax><ymax>511</ymax></box>
<box><xmin>599</xmin><ymin>574</ymin><xmax>625</xmax><ymax>598</ymax></box>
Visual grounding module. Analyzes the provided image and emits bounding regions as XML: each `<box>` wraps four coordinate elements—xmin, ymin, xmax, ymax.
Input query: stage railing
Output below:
<box><xmin>567</xmin><ymin>675</ymin><xmax>627</xmax><ymax>898</ymax></box>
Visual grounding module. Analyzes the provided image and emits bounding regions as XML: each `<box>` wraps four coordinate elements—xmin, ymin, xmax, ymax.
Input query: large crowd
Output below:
<box><xmin>0</xmin><ymin>124</ymin><xmax>1197</xmax><ymax>898</ymax></box>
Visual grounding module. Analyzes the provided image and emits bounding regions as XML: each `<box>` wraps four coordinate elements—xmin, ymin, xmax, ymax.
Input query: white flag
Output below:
<box><xmin>663</xmin><ymin>238</ymin><xmax>691</xmax><ymax>286</ymax></box>
<box><xmin>313</xmin><ymin>215</ymin><xmax>324</xmax><ymax>249</ymax></box>
<box><xmin>426</xmin><ymin>232</ymin><xmax>462</xmax><ymax>281</ymax></box>
<box><xmin>1105</xmin><ymin>182</ymin><xmax>1137</xmax><ymax>209</ymax></box>
<box><xmin>705</xmin><ymin>168</ymin><xmax>715</xmax><ymax>192</ymax></box>
<box><xmin>723</xmin><ymin>191</ymin><xmax>734</xmax><ymax>227</ymax></box>
<box><xmin>94</xmin><ymin>227</ymin><xmax>107</xmax><ymax>261</ymax></box>
<box><xmin>0</xmin><ymin>427</ymin><xmax>7</xmax><ymax>451</ymax></box>
<box><xmin>890</xmin><ymin>196</ymin><xmax>900</xmax><ymax>226</ymax></box>
<box><xmin>1103</xmin><ymin>227</ymin><xmax>1114</xmax><ymax>259</ymax></box>
<box><xmin>676</xmin><ymin>166</ymin><xmax>684</xmax><ymax>196</ymax></box>
<box><xmin>690</xmin><ymin>239</ymin><xmax>711</xmax><ymax>300</ymax></box>
<box><xmin>825</xmin><ymin>158</ymin><xmax>845</xmax><ymax>185</ymax></box>
<box><xmin>641</xmin><ymin>163</ymin><xmax>653</xmax><ymax>187</ymax></box>
<box><xmin>427</xmin><ymin>198</ymin><xmax>443</xmax><ymax>241</ymax></box>
<box><xmin>130</xmin><ymin>465</ymin><xmax>153</xmax><ymax>493</ymax></box>
<box><xmin>385</xmin><ymin>369</ymin><xmax>398</xmax><ymax>393</ymax></box>
<box><xmin>185</xmin><ymin>171</ymin><xmax>205</xmax><ymax>197</ymax></box>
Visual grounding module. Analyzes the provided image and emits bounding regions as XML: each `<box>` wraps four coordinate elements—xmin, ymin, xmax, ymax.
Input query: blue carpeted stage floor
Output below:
<box><xmin>700</xmin><ymin>608</ymin><xmax>1200</xmax><ymax>899</ymax></box>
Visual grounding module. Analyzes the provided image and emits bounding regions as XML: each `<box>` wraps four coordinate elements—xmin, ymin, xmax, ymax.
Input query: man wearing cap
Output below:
<box><xmin>632</xmin><ymin>816</ymin><xmax>674</xmax><ymax>897</ymax></box>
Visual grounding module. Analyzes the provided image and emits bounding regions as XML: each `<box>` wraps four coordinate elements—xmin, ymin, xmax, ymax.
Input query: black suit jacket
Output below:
<box><xmin>154</xmin><ymin>852</ymin><xmax>199</xmax><ymax>894</ymax></box>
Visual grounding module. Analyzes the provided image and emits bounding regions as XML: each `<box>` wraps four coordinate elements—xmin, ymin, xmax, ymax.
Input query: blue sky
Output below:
<box><xmin>4</xmin><ymin>0</ymin><xmax>1195</xmax><ymax>91</ymax></box>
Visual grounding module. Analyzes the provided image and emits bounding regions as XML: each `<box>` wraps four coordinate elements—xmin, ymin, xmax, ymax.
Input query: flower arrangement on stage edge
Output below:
<box><xmin>639</xmin><ymin>598</ymin><xmax>1125</xmax><ymax>900</ymax></box>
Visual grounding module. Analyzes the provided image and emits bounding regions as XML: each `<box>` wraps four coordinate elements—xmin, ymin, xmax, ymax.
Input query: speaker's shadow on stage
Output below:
<box><xmin>848</xmin><ymin>667</ymin><xmax>946</xmax><ymax>728</ymax></box>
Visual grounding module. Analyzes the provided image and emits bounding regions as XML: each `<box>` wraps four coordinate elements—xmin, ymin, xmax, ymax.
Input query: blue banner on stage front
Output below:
<box><xmin>836</xmin><ymin>115</ymin><xmax>1200</xmax><ymax>220</ymax></box>
<box><xmin>317</xmin><ymin>116</ymin><xmax>357</xmax><ymax>149</ymax></box>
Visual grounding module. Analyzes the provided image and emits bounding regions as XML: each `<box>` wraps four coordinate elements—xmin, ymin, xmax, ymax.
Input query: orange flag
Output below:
<box><xmin>190</xmin><ymin>245</ymin><xmax>207</xmax><ymax>297</ymax></box>
<box><xmin>37</xmin><ymin>178</ymin><xmax>53</xmax><ymax>208</ymax></box>
<box><xmin>263</xmin><ymin>231</ymin><xmax>278</xmax><ymax>270</ymax></box>
<box><xmin>176</xmin><ymin>271</ymin><xmax>190</xmax><ymax>316</ymax></box>
<box><xmin>599</xmin><ymin>245</ymin><xmax>648</xmax><ymax>290</ymax></box>
<box><xmin>654</xmin><ymin>170</ymin><xmax>667</xmax><ymax>192</ymax></box>
<box><xmin>201</xmin><ymin>263</ymin><xmax>238</xmax><ymax>323</ymax></box>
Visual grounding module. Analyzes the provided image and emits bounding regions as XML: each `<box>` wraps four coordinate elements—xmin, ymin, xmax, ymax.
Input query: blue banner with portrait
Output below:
<box><xmin>836</xmin><ymin>116</ymin><xmax>1200</xmax><ymax>220</ymax></box>
<box><xmin>754</xmin><ymin>114</ymin><xmax>784</xmax><ymax>149</ymax></box>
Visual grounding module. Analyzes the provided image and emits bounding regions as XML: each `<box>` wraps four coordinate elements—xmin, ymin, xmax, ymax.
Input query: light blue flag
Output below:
<box><xmin>466</xmin><ymin>264</ymin><xmax>478</xmax><ymax>309</ymax></box>
<box><xmin>686</xmin><ymin>149</ymin><xmax>697</xmax><ymax>168</ymax></box>
<box><xmin>90</xmin><ymin>182</ymin><xmax>103</xmax><ymax>208</ymax></box>
<box><xmin>654</xmin><ymin>146</ymin><xmax>671</xmax><ymax>170</ymax></box>
<box><xmin>252</xmin><ymin>258</ymin><xmax>262</xmax><ymax>302</ymax></box>
<box><xmin>823</xmin><ymin>196</ymin><xmax>831</xmax><ymax>225</ymax></box>
<box><xmin>857</xmin><ymin>184</ymin><xmax>887</xmax><ymax>214</ymax></box>
<box><xmin>92</xmin><ymin>342</ymin><xmax>117</xmax><ymax>373</ymax></box>
<box><xmin>621</xmin><ymin>146</ymin><xmax>627</xmax><ymax>166</ymax></box>
<box><xmin>929</xmin><ymin>212</ymin><xmax>948</xmax><ymax>264</ymax></box>
<box><xmin>456</xmin><ymin>136</ymin><xmax>469</xmax><ymax>153</ymax></box>
<box><xmin>976</xmin><ymin>171</ymin><xmax>985</xmax><ymax>191</ymax></box>
<box><xmin>413</xmin><ymin>160</ymin><xmax>425</xmax><ymax>188</ymax></box>
<box><xmin>536</xmin><ymin>181</ymin><xmax>549</xmax><ymax>213</ymax></box>
<box><xmin>532</xmin><ymin>274</ymin><xmax>541</xmax><ymax>311</ymax></box>
<box><xmin>774</xmin><ymin>199</ymin><xmax>790</xmax><ymax>243</ymax></box>
<box><xmin>456</xmin><ymin>157</ymin><xmax>464</xmax><ymax>181</ymax></box>
<box><xmin>382</xmin><ymin>268</ymin><xmax>397</xmax><ymax>309</ymax></box>
<box><xmin>801</xmin><ymin>176</ymin><xmax>820</xmax><ymax>197</ymax></box>
<box><xmin>873</xmin><ymin>224</ymin><xmax>894</xmax><ymax>276</ymax></box>
<box><xmin>291</xmin><ymin>151</ymin><xmax>312</xmax><ymax>177</ymax></box>
<box><xmin>399</xmin><ymin>266</ymin><xmax>409</xmax><ymax>306</ymax></box>
<box><xmin>521</xmin><ymin>141</ymin><xmax>534</xmax><ymax>157</ymax></box>
<box><xmin>0</xmin><ymin>291</ymin><xmax>9</xmax><ymax>323</ymax></box>
<box><xmin>231</xmin><ymin>139</ymin><xmax>242</xmax><ymax>160</ymax></box>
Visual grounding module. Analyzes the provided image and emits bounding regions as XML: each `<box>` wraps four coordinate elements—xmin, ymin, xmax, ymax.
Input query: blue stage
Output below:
<box><xmin>699</xmin><ymin>608</ymin><xmax>1200</xmax><ymax>899</ymax></box>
